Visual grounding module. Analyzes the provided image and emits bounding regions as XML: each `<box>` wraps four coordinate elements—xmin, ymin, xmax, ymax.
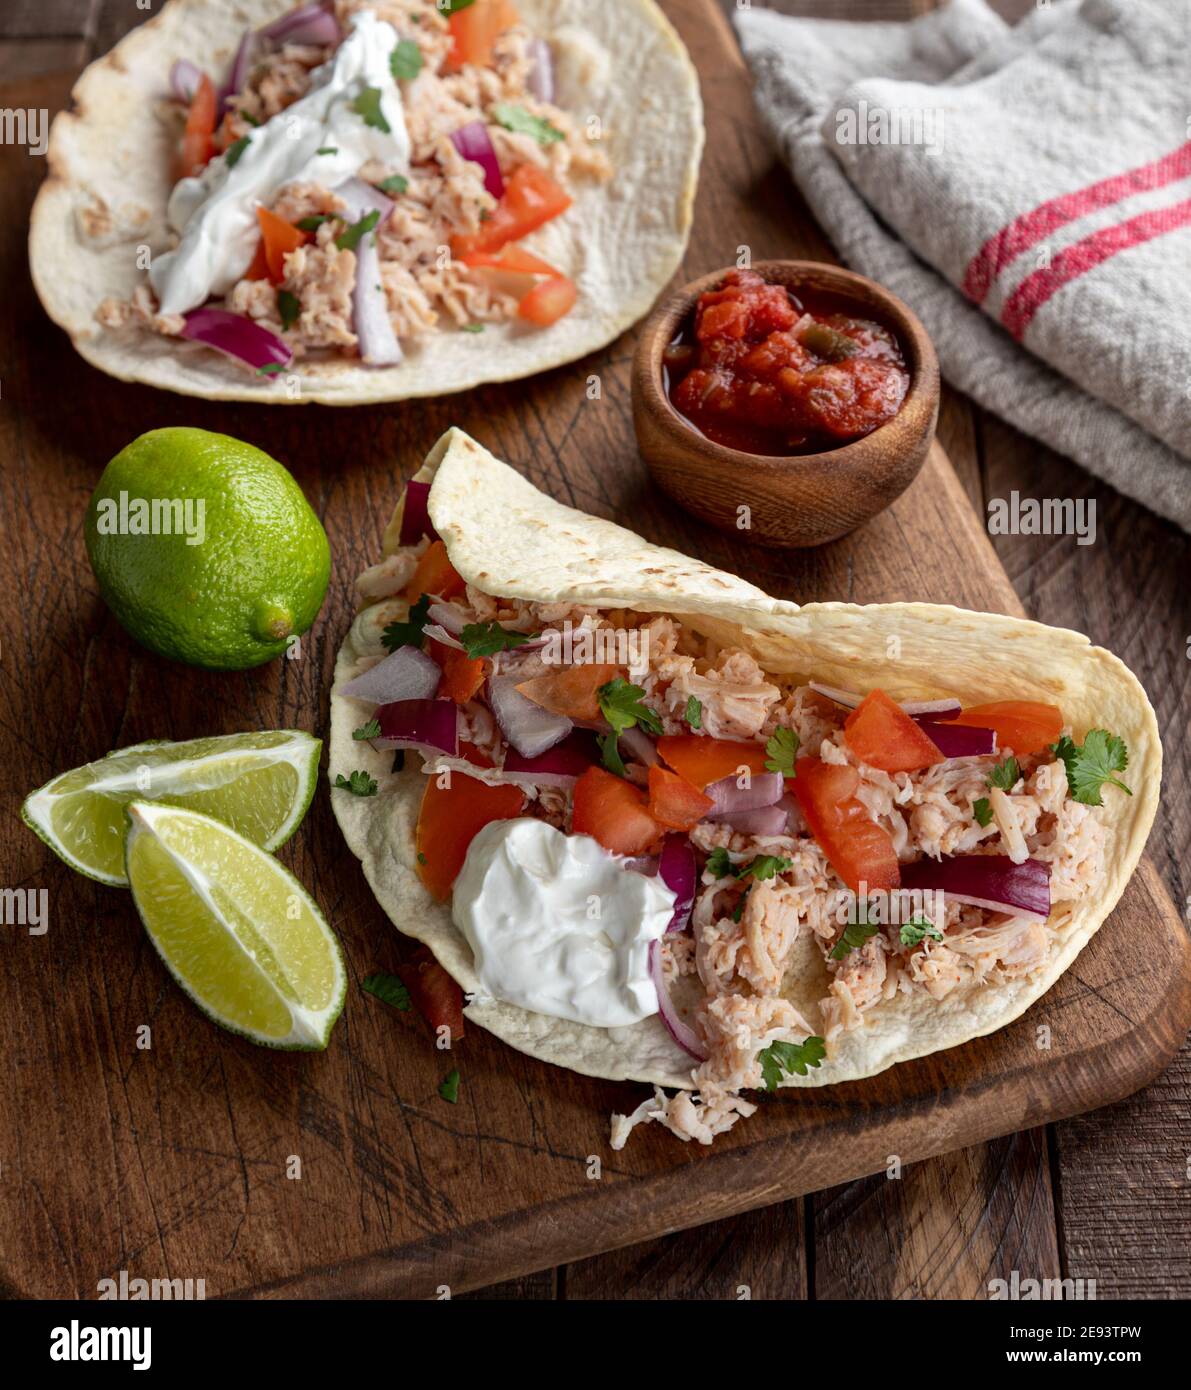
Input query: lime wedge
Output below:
<box><xmin>22</xmin><ymin>731</ymin><xmax>321</xmax><ymax>887</ymax></box>
<box><xmin>124</xmin><ymin>801</ymin><xmax>345</xmax><ymax>1049</ymax></box>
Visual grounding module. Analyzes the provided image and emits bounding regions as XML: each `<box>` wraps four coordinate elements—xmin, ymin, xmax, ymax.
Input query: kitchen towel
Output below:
<box><xmin>735</xmin><ymin>0</ymin><xmax>1191</xmax><ymax>532</ymax></box>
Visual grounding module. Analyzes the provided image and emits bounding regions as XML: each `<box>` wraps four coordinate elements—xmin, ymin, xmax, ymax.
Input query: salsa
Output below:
<box><xmin>663</xmin><ymin>269</ymin><xmax>911</xmax><ymax>456</ymax></box>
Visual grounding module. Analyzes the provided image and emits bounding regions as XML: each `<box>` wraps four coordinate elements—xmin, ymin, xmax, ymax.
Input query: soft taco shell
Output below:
<box><xmin>29</xmin><ymin>0</ymin><xmax>702</xmax><ymax>405</ymax></box>
<box><xmin>330</xmin><ymin>429</ymin><xmax>1161</xmax><ymax>1089</ymax></box>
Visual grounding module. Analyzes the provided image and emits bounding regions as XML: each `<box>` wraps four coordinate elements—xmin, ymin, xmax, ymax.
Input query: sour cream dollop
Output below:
<box><xmin>150</xmin><ymin>9</ymin><xmax>411</xmax><ymax>315</ymax></box>
<box><xmin>452</xmin><ymin>819</ymin><xmax>676</xmax><ymax>1029</ymax></box>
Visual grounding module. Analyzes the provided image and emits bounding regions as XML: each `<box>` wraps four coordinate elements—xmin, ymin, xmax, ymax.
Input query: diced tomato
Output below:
<box><xmin>179</xmin><ymin>72</ymin><xmax>217</xmax><ymax>179</ymax></box>
<box><xmin>515</xmin><ymin>663</ymin><xmax>621</xmax><ymax>722</ymax></box>
<box><xmin>404</xmin><ymin>539</ymin><xmax>466</xmax><ymax>602</ymax></box>
<box><xmin>844</xmin><ymin>689</ymin><xmax>945</xmax><ymax>773</ymax></box>
<box><xmin>572</xmin><ymin>767</ymin><xmax>664</xmax><ymax>856</ymax></box>
<box><xmin>446</xmin><ymin>0</ymin><xmax>520</xmax><ymax>70</ymax></box>
<box><xmin>656</xmin><ymin>734</ymin><xmax>771</xmax><ymax>790</ymax></box>
<box><xmin>518</xmin><ymin>274</ymin><xmax>577</xmax><ymax>326</ymax></box>
<box><xmin>256</xmin><ymin>205</ymin><xmax>309</xmax><ymax>285</ymax></box>
<box><xmin>939</xmin><ymin>701</ymin><xmax>1064</xmax><ymax>758</ymax></box>
<box><xmin>450</xmin><ymin>163</ymin><xmax>573</xmax><ymax>258</ymax></box>
<box><xmin>396</xmin><ymin>946</ymin><xmax>465</xmax><ymax>1043</ymax></box>
<box><xmin>415</xmin><ymin>742</ymin><xmax>524</xmax><ymax>900</ymax></box>
<box><xmin>244</xmin><ymin>237</ymin><xmax>270</xmax><ymax>282</ymax></box>
<box><xmin>461</xmin><ymin>246</ymin><xmax>559</xmax><ymax>276</ymax></box>
<box><xmin>436</xmin><ymin>643</ymin><xmax>486</xmax><ymax>704</ymax></box>
<box><xmin>647</xmin><ymin>765</ymin><xmax>714</xmax><ymax>832</ymax></box>
<box><xmin>791</xmin><ymin>756</ymin><xmax>900</xmax><ymax>894</ymax></box>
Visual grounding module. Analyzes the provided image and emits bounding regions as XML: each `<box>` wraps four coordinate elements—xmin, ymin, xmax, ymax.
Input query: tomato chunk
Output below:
<box><xmin>515</xmin><ymin>664</ymin><xmax>620</xmax><ymax>722</ymax></box>
<box><xmin>396</xmin><ymin>946</ymin><xmax>465</xmax><ymax>1043</ymax></box>
<box><xmin>446</xmin><ymin>0</ymin><xmax>520</xmax><ymax>69</ymax></box>
<box><xmin>572</xmin><ymin>767</ymin><xmax>663</xmax><ymax>856</ymax></box>
<box><xmin>256</xmin><ymin>205</ymin><xmax>309</xmax><ymax>285</ymax></box>
<box><xmin>180</xmin><ymin>73</ymin><xmax>217</xmax><ymax>179</ymax></box>
<box><xmin>844</xmin><ymin>689</ymin><xmax>945</xmax><ymax>773</ymax></box>
<box><xmin>656</xmin><ymin>734</ymin><xmax>771</xmax><ymax>790</ymax></box>
<box><xmin>404</xmin><ymin>539</ymin><xmax>465</xmax><ymax>601</ymax></box>
<box><xmin>939</xmin><ymin>701</ymin><xmax>1064</xmax><ymax>758</ymax></box>
<box><xmin>462</xmin><ymin>246</ymin><xmax>559</xmax><ymax>276</ymax></box>
<box><xmin>436</xmin><ymin>643</ymin><xmax>487</xmax><ymax>704</ymax></box>
<box><xmin>518</xmin><ymin>274</ymin><xmax>577</xmax><ymax>326</ymax></box>
<box><xmin>450</xmin><ymin>164</ymin><xmax>573</xmax><ymax>258</ymax></box>
<box><xmin>791</xmin><ymin>756</ymin><xmax>900</xmax><ymax>894</ymax></box>
<box><xmin>415</xmin><ymin>743</ymin><xmax>524</xmax><ymax>900</ymax></box>
<box><xmin>647</xmin><ymin>765</ymin><xmax>714</xmax><ymax>832</ymax></box>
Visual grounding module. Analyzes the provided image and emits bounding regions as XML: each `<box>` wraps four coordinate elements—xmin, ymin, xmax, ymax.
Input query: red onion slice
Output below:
<box><xmin>335</xmin><ymin>178</ymin><xmax>400</xmax><ymax>367</ymax></box>
<box><xmin>450</xmin><ymin>120</ymin><xmax>504</xmax><ymax>199</ymax></box>
<box><xmin>180</xmin><ymin>307</ymin><xmax>292</xmax><ymax>372</ymax></box>
<box><xmin>219</xmin><ymin>30</ymin><xmax>257</xmax><ymax>112</ymax></box>
<box><xmin>619</xmin><ymin>725</ymin><xmax>658</xmax><ymax>767</ymax></box>
<box><xmin>501</xmin><ymin>729</ymin><xmax>599</xmax><ymax>787</ymax></box>
<box><xmin>914</xmin><ymin>719</ymin><xmax>996</xmax><ymax>758</ymax></box>
<box><xmin>170</xmin><ymin>59</ymin><xmax>203</xmax><ymax>103</ymax></box>
<box><xmin>426</xmin><ymin>598</ymin><xmax>468</xmax><ymax>634</ymax></box>
<box><xmin>377</xmin><ymin>699</ymin><xmax>460</xmax><ymax>756</ymax></box>
<box><xmin>714</xmin><ymin>804</ymin><xmax>790</xmax><ymax>837</ymax></box>
<box><xmin>658</xmin><ymin>837</ymin><xmax>696</xmax><ymax>933</ymax></box>
<box><xmin>259</xmin><ymin>3</ymin><xmax>341</xmax><ymax>46</ymax></box>
<box><xmin>487</xmin><ymin>674</ymin><xmax>572</xmax><ymax>759</ymax></box>
<box><xmin>899</xmin><ymin>855</ymin><xmax>1051</xmax><ymax>924</ymax></box>
<box><xmin>648</xmin><ymin>940</ymin><xmax>706</xmax><ymax>1060</ymax></box>
<box><xmin>339</xmin><ymin>645</ymin><xmax>441</xmax><ymax>705</ymax></box>
<box><xmin>423</xmin><ymin>623</ymin><xmax>464</xmax><ymax>650</ymax></box>
<box><xmin>809</xmin><ymin>681</ymin><xmax>962</xmax><ymax>720</ymax></box>
<box><xmin>704</xmin><ymin>771</ymin><xmax>784</xmax><ymax>820</ymax></box>
<box><xmin>526</xmin><ymin>37</ymin><xmax>555</xmax><ymax>104</ymax></box>
<box><xmin>398</xmin><ymin>480</ymin><xmax>438</xmax><ymax>545</ymax></box>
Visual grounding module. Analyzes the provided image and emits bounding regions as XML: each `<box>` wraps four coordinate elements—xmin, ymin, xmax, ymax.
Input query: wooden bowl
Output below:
<box><xmin>632</xmin><ymin>260</ymin><xmax>940</xmax><ymax>548</ymax></box>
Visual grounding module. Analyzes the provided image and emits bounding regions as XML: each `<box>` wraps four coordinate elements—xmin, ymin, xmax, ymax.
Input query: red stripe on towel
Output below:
<box><xmin>961</xmin><ymin>140</ymin><xmax>1191</xmax><ymax>305</ymax></box>
<box><xmin>1000</xmin><ymin>196</ymin><xmax>1191</xmax><ymax>340</ymax></box>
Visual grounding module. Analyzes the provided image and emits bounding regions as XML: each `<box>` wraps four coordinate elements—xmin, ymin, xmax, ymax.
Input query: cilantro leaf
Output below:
<box><xmin>972</xmin><ymin>796</ymin><xmax>993</xmax><ymax>828</ymax></box>
<box><xmin>277</xmin><ymin>289</ymin><xmax>300</xmax><ymax>330</ymax></box>
<box><xmin>353</xmin><ymin>717</ymin><xmax>381</xmax><ymax>742</ymax></box>
<box><xmin>381</xmin><ymin>593</ymin><xmax>431</xmax><ymax>652</ymax></box>
<box><xmin>352</xmin><ymin>86</ymin><xmax>390</xmax><ymax>134</ymax></box>
<box><xmin>1052</xmin><ymin>729</ymin><xmax>1131</xmax><ymax>807</ymax></box>
<box><xmin>361</xmin><ymin>972</ymin><xmax>410</xmax><ymax>1010</ymax></box>
<box><xmin>390</xmin><ymin>38</ymin><xmax>423</xmax><ymax>81</ymax></box>
<box><xmin>295</xmin><ymin>214</ymin><xmax>333</xmax><ymax>231</ymax></box>
<box><xmin>376</xmin><ymin>173</ymin><xmax>408</xmax><ymax>195</ymax></box>
<box><xmin>224</xmin><ymin>134</ymin><xmax>251</xmax><ymax>167</ymax></box>
<box><xmin>257</xmin><ymin>362</ymin><xmax>286</xmax><ymax>376</ymax></box>
<box><xmin>830</xmin><ymin>918</ymin><xmax>880</xmax><ymax>960</ymax></box>
<box><xmin>598</xmin><ymin>678</ymin><xmax>662</xmax><ymax>737</ymax></box>
<box><xmin>458</xmin><ymin>621</ymin><xmax>535</xmax><ymax>659</ymax></box>
<box><xmin>684</xmin><ymin>695</ymin><xmax>702</xmax><ymax>730</ymax></box>
<box><xmin>335</xmin><ymin>208</ymin><xmax>380</xmax><ymax>251</ymax></box>
<box><xmin>987</xmin><ymin>755</ymin><xmax>1020</xmax><ymax>791</ymax></box>
<box><xmin>764</xmin><ymin>725</ymin><xmax>799</xmax><ymax>777</ymax></box>
<box><xmin>739</xmin><ymin>854</ymin><xmax>792</xmax><ymax>883</ymax></box>
<box><xmin>491</xmin><ymin>102</ymin><xmax>564</xmax><ymax>145</ymax></box>
<box><xmin>758</xmin><ymin>1036</ymin><xmax>826</xmax><ymax>1090</ymax></box>
<box><xmin>461</xmin><ymin>323</ymin><xmax>485</xmax><ymax>333</ymax></box>
<box><xmin>706</xmin><ymin>846</ymin><xmax>734</xmax><ymax>880</ymax></box>
<box><xmin>732</xmin><ymin>891</ymin><xmax>748</xmax><ymax>923</ymax></box>
<box><xmin>335</xmin><ymin>770</ymin><xmax>378</xmax><ymax>797</ymax></box>
<box><xmin>316</xmin><ymin>145</ymin><xmax>338</xmax><ymax>156</ymax></box>
<box><xmin>440</xmin><ymin>0</ymin><xmax>477</xmax><ymax>13</ymax></box>
<box><xmin>900</xmin><ymin>918</ymin><xmax>943</xmax><ymax>948</ymax></box>
<box><xmin>597</xmin><ymin>731</ymin><xmax>627</xmax><ymax>778</ymax></box>
<box><xmin>439</xmin><ymin>1067</ymin><xmax>461</xmax><ymax>1104</ymax></box>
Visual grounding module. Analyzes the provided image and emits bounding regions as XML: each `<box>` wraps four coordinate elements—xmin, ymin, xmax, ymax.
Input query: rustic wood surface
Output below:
<box><xmin>0</xmin><ymin>0</ymin><xmax>1188</xmax><ymax>1300</ymax></box>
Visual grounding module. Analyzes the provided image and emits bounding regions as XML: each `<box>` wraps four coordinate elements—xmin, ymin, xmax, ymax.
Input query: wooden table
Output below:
<box><xmin>3</xmin><ymin>0</ymin><xmax>1188</xmax><ymax>1300</ymax></box>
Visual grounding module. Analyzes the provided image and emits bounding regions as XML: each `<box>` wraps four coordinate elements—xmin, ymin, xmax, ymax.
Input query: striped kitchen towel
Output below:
<box><xmin>735</xmin><ymin>0</ymin><xmax>1191</xmax><ymax>532</ymax></box>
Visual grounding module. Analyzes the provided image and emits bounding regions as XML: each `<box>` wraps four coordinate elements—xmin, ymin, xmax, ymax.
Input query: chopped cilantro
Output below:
<box><xmin>972</xmin><ymin>796</ymin><xmax>993</xmax><ymax>828</ymax></box>
<box><xmin>390</xmin><ymin>38</ymin><xmax>424</xmax><ymax>81</ymax></box>
<box><xmin>461</xmin><ymin>323</ymin><xmax>485</xmax><ymax>333</ymax></box>
<box><xmin>758</xmin><ymin>1036</ymin><xmax>826</xmax><ymax>1090</ymax></box>
<box><xmin>224</xmin><ymin>134</ymin><xmax>251</xmax><ymax>167</ymax></box>
<box><xmin>900</xmin><ymin>918</ymin><xmax>943</xmax><ymax>948</ymax></box>
<box><xmin>439</xmin><ymin>1068</ymin><xmax>461</xmax><ymax>1104</ymax></box>
<box><xmin>381</xmin><ymin>593</ymin><xmax>431</xmax><ymax>653</ymax></box>
<box><xmin>491</xmin><ymin>102</ymin><xmax>564</xmax><ymax>145</ymax></box>
<box><xmin>987</xmin><ymin>755</ymin><xmax>1020</xmax><ymax>791</ymax></box>
<box><xmin>316</xmin><ymin>145</ymin><xmax>338</xmax><ymax>156</ymax></box>
<box><xmin>739</xmin><ymin>854</ymin><xmax>792</xmax><ymax>883</ymax></box>
<box><xmin>732</xmin><ymin>892</ymin><xmax>748</xmax><ymax>923</ymax></box>
<box><xmin>335</xmin><ymin>770</ymin><xmax>378</xmax><ymax>797</ymax></box>
<box><xmin>352</xmin><ymin>86</ymin><xmax>390</xmax><ymax>134</ymax></box>
<box><xmin>257</xmin><ymin>362</ymin><xmax>286</xmax><ymax>376</ymax></box>
<box><xmin>683</xmin><ymin>695</ymin><xmax>702</xmax><ymax>730</ymax></box>
<box><xmin>1051</xmin><ymin>729</ymin><xmax>1131</xmax><ymax>807</ymax></box>
<box><xmin>277</xmin><ymin>289</ymin><xmax>300</xmax><ymax>330</ymax></box>
<box><xmin>416</xmin><ymin>851</ymin><xmax>427</xmax><ymax>865</ymax></box>
<box><xmin>335</xmin><ymin>208</ymin><xmax>381</xmax><ymax>251</ymax></box>
<box><xmin>241</xmin><ymin>112</ymin><xmax>261</xmax><ymax>127</ymax></box>
<box><xmin>459</xmin><ymin>621</ymin><xmax>534</xmax><ymax>659</ymax></box>
<box><xmin>440</xmin><ymin>0</ymin><xmax>477</xmax><ymax>14</ymax></box>
<box><xmin>597</xmin><ymin>678</ymin><xmax>661</xmax><ymax>776</ymax></box>
<box><xmin>353</xmin><ymin>717</ymin><xmax>381</xmax><ymax>742</ymax></box>
<box><xmin>361</xmin><ymin>972</ymin><xmax>410</xmax><ymax>1010</ymax></box>
<box><xmin>764</xmin><ymin>725</ymin><xmax>799</xmax><ymax>777</ymax></box>
<box><xmin>830</xmin><ymin>916</ymin><xmax>880</xmax><ymax>960</ymax></box>
<box><xmin>597</xmin><ymin>732</ymin><xmax>626</xmax><ymax>778</ymax></box>
<box><xmin>295</xmin><ymin>214</ymin><xmax>333</xmax><ymax>231</ymax></box>
<box><xmin>706</xmin><ymin>846</ymin><xmax>734</xmax><ymax>880</ymax></box>
<box><xmin>376</xmin><ymin>173</ymin><xmax>409</xmax><ymax>195</ymax></box>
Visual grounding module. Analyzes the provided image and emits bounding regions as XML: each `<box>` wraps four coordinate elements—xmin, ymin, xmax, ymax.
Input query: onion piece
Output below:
<box><xmin>259</xmin><ymin>3</ymin><xmax>341</xmax><ymax>46</ymax></box>
<box><xmin>914</xmin><ymin>719</ymin><xmax>995</xmax><ymax>758</ymax></box>
<box><xmin>170</xmin><ymin>59</ymin><xmax>203</xmax><ymax>103</ymax></box>
<box><xmin>219</xmin><ymin>30</ymin><xmax>257</xmax><ymax>113</ymax></box>
<box><xmin>809</xmin><ymin>681</ymin><xmax>961</xmax><ymax>720</ymax></box>
<box><xmin>623</xmin><ymin>856</ymin><xmax>658</xmax><ymax>876</ymax></box>
<box><xmin>180</xmin><ymin>307</ymin><xmax>292</xmax><ymax>373</ymax></box>
<box><xmin>714</xmin><ymin>804</ymin><xmax>789</xmax><ymax>837</ymax></box>
<box><xmin>526</xmin><ymin>37</ymin><xmax>555</xmax><ymax>104</ymax></box>
<box><xmin>335</xmin><ymin>177</ymin><xmax>400</xmax><ymax>367</ymax></box>
<box><xmin>423</xmin><ymin>623</ymin><xmax>464</xmax><ymax>650</ymax></box>
<box><xmin>704</xmin><ymin>771</ymin><xmax>784</xmax><ymax>820</ymax></box>
<box><xmin>658</xmin><ymin>837</ymin><xmax>696</xmax><ymax>933</ymax></box>
<box><xmin>376</xmin><ymin>699</ymin><xmax>460</xmax><ymax>756</ymax></box>
<box><xmin>450</xmin><ymin>120</ymin><xmax>504</xmax><ymax>199</ymax></box>
<box><xmin>398</xmin><ymin>479</ymin><xmax>437</xmax><ymax>545</ymax></box>
<box><xmin>619</xmin><ymin>725</ymin><xmax>658</xmax><ymax>767</ymax></box>
<box><xmin>648</xmin><ymin>940</ymin><xmax>706</xmax><ymax>1060</ymax></box>
<box><xmin>899</xmin><ymin>855</ymin><xmax>1051</xmax><ymax>924</ymax></box>
<box><xmin>501</xmin><ymin>729</ymin><xmax>600</xmax><ymax>788</ymax></box>
<box><xmin>339</xmin><ymin>645</ymin><xmax>441</xmax><ymax>705</ymax></box>
<box><xmin>487</xmin><ymin>674</ymin><xmax>572</xmax><ymax>759</ymax></box>
<box><xmin>426</xmin><ymin>598</ymin><xmax>468</xmax><ymax>634</ymax></box>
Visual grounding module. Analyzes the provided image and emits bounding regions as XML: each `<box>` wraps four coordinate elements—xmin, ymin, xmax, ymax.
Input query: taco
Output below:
<box><xmin>30</xmin><ymin>0</ymin><xmax>701</xmax><ymax>403</ymax></box>
<box><xmin>329</xmin><ymin>429</ymin><xmax>1160</xmax><ymax>1147</ymax></box>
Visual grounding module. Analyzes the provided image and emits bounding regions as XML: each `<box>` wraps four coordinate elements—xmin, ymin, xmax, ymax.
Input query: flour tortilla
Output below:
<box><xmin>29</xmin><ymin>0</ymin><xmax>702</xmax><ymax>405</ymax></box>
<box><xmin>330</xmin><ymin>429</ymin><xmax>1161</xmax><ymax>1089</ymax></box>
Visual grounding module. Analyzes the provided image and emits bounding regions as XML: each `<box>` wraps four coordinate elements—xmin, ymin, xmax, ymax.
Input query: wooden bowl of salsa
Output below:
<box><xmin>631</xmin><ymin>261</ymin><xmax>939</xmax><ymax>548</ymax></box>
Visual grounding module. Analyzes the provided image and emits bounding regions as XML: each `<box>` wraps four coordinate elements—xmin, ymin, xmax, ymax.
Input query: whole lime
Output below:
<box><xmin>85</xmin><ymin>428</ymin><xmax>331</xmax><ymax>670</ymax></box>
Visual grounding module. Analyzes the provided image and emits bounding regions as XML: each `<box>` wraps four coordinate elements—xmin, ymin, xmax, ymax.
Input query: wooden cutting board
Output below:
<box><xmin>2</xmin><ymin>0</ymin><xmax>1187</xmax><ymax>1300</ymax></box>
